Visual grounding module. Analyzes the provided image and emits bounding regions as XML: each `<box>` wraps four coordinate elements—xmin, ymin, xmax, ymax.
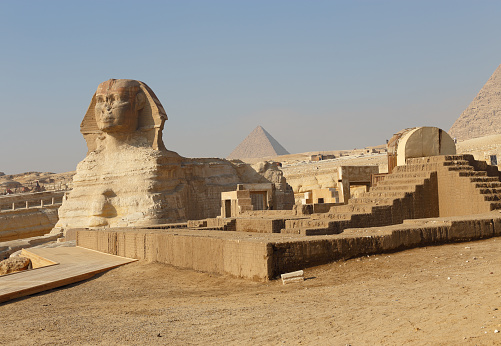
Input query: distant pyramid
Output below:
<box><xmin>227</xmin><ymin>126</ymin><xmax>290</xmax><ymax>160</ymax></box>
<box><xmin>449</xmin><ymin>64</ymin><xmax>501</xmax><ymax>141</ymax></box>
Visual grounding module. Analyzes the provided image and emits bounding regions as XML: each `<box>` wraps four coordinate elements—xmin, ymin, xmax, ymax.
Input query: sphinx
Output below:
<box><xmin>55</xmin><ymin>79</ymin><xmax>293</xmax><ymax>230</ymax></box>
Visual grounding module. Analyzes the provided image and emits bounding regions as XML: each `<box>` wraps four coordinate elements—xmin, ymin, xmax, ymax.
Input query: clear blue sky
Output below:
<box><xmin>1</xmin><ymin>1</ymin><xmax>500</xmax><ymax>174</ymax></box>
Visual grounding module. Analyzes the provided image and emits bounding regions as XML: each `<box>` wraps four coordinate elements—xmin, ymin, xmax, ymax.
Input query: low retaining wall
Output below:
<box><xmin>76</xmin><ymin>212</ymin><xmax>501</xmax><ymax>280</ymax></box>
<box><xmin>76</xmin><ymin>229</ymin><xmax>271</xmax><ymax>280</ymax></box>
<box><xmin>0</xmin><ymin>206</ymin><xmax>59</xmax><ymax>242</ymax></box>
<box><xmin>268</xmin><ymin>215</ymin><xmax>501</xmax><ymax>275</ymax></box>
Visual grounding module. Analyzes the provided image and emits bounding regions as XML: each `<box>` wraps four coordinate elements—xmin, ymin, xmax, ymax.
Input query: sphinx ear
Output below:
<box><xmin>135</xmin><ymin>92</ymin><xmax>146</xmax><ymax>111</ymax></box>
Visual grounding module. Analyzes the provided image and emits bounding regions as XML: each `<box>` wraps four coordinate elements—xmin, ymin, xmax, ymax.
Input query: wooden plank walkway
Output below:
<box><xmin>0</xmin><ymin>246</ymin><xmax>137</xmax><ymax>304</ymax></box>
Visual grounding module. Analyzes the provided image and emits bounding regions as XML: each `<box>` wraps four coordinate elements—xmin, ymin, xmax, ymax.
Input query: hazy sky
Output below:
<box><xmin>1</xmin><ymin>1</ymin><xmax>500</xmax><ymax>174</ymax></box>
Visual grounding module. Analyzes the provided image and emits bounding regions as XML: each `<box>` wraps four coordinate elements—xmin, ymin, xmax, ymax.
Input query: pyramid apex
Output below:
<box><xmin>449</xmin><ymin>64</ymin><xmax>501</xmax><ymax>141</ymax></box>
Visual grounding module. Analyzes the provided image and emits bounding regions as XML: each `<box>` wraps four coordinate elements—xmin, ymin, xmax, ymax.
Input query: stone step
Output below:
<box><xmin>483</xmin><ymin>194</ymin><xmax>501</xmax><ymax>202</ymax></box>
<box><xmin>475</xmin><ymin>182</ymin><xmax>501</xmax><ymax>188</ymax></box>
<box><xmin>285</xmin><ymin>219</ymin><xmax>330</xmax><ymax>228</ymax></box>
<box><xmin>458</xmin><ymin>171</ymin><xmax>487</xmax><ymax>177</ymax></box>
<box><xmin>349</xmin><ymin>197</ymin><xmax>394</xmax><ymax>205</ymax></box>
<box><xmin>383</xmin><ymin>172</ymin><xmax>431</xmax><ymax>179</ymax></box>
<box><xmin>490</xmin><ymin>203</ymin><xmax>501</xmax><ymax>211</ymax></box>
<box><xmin>280</xmin><ymin>227</ymin><xmax>338</xmax><ymax>236</ymax></box>
<box><xmin>469</xmin><ymin>177</ymin><xmax>499</xmax><ymax>183</ymax></box>
<box><xmin>294</xmin><ymin>220</ymin><xmax>332</xmax><ymax>228</ymax></box>
<box><xmin>360</xmin><ymin>191</ymin><xmax>410</xmax><ymax>198</ymax></box>
<box><xmin>393</xmin><ymin>164</ymin><xmax>440</xmax><ymax>173</ymax></box>
<box><xmin>478</xmin><ymin>188</ymin><xmax>501</xmax><ymax>195</ymax></box>
<box><xmin>322</xmin><ymin>213</ymin><xmax>354</xmax><ymax>220</ymax></box>
<box><xmin>329</xmin><ymin>204</ymin><xmax>373</xmax><ymax>213</ymax></box>
<box><xmin>376</xmin><ymin>177</ymin><xmax>426</xmax><ymax>185</ymax></box>
<box><xmin>443</xmin><ymin>155</ymin><xmax>473</xmax><ymax>161</ymax></box>
<box><xmin>407</xmin><ymin>155</ymin><xmax>471</xmax><ymax>164</ymax></box>
<box><xmin>442</xmin><ymin>160</ymin><xmax>471</xmax><ymax>166</ymax></box>
<box><xmin>370</xmin><ymin>185</ymin><xmax>416</xmax><ymax>192</ymax></box>
<box><xmin>351</xmin><ymin>203</ymin><xmax>379</xmax><ymax>212</ymax></box>
<box><xmin>447</xmin><ymin>166</ymin><xmax>474</xmax><ymax>171</ymax></box>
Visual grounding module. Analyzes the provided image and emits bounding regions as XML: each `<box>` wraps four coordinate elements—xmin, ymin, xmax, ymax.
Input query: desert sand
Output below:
<box><xmin>1</xmin><ymin>237</ymin><xmax>500</xmax><ymax>345</ymax></box>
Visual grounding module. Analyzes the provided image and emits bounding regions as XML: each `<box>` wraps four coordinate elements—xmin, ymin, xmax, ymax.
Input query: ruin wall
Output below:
<box><xmin>76</xmin><ymin>212</ymin><xmax>501</xmax><ymax>280</ymax></box>
<box><xmin>0</xmin><ymin>207</ymin><xmax>59</xmax><ymax>242</ymax></box>
<box><xmin>76</xmin><ymin>229</ymin><xmax>271</xmax><ymax>280</ymax></box>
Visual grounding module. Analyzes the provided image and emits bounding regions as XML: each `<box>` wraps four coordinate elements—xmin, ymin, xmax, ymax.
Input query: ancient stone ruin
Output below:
<box><xmin>55</xmin><ymin>79</ymin><xmax>293</xmax><ymax>231</ymax></box>
<box><xmin>75</xmin><ymin>124</ymin><xmax>501</xmax><ymax>280</ymax></box>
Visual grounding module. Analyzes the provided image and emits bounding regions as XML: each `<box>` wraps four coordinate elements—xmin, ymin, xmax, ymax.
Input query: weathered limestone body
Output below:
<box><xmin>55</xmin><ymin>79</ymin><xmax>293</xmax><ymax>230</ymax></box>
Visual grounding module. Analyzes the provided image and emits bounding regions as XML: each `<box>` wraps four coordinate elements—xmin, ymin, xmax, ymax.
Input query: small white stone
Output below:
<box><xmin>495</xmin><ymin>330</ymin><xmax>499</xmax><ymax>333</ymax></box>
<box><xmin>447</xmin><ymin>277</ymin><xmax>451</xmax><ymax>280</ymax></box>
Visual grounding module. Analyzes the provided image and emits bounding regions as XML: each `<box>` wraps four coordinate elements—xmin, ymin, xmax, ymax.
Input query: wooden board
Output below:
<box><xmin>0</xmin><ymin>246</ymin><xmax>137</xmax><ymax>304</ymax></box>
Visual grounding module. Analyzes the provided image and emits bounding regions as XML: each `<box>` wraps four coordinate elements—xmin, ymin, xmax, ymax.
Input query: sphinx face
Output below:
<box><xmin>94</xmin><ymin>79</ymin><xmax>143</xmax><ymax>133</ymax></box>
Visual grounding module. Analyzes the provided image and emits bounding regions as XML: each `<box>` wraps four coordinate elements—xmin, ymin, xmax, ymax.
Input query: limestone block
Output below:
<box><xmin>0</xmin><ymin>256</ymin><xmax>30</xmax><ymax>275</ymax></box>
<box><xmin>396</xmin><ymin>127</ymin><xmax>456</xmax><ymax>166</ymax></box>
<box><xmin>0</xmin><ymin>208</ymin><xmax>59</xmax><ymax>242</ymax></box>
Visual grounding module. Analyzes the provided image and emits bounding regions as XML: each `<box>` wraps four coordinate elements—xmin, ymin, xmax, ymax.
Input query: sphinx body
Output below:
<box><xmin>55</xmin><ymin>79</ymin><xmax>293</xmax><ymax>230</ymax></box>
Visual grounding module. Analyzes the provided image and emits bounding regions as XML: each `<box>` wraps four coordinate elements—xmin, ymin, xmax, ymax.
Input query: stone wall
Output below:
<box><xmin>404</xmin><ymin>155</ymin><xmax>501</xmax><ymax>217</ymax></box>
<box><xmin>76</xmin><ymin>229</ymin><xmax>271</xmax><ymax>280</ymax></box>
<box><xmin>235</xmin><ymin>218</ymin><xmax>286</xmax><ymax>233</ymax></box>
<box><xmin>270</xmin><ymin>215</ymin><xmax>501</xmax><ymax>276</ymax></box>
<box><xmin>0</xmin><ymin>206</ymin><xmax>59</xmax><ymax>242</ymax></box>
<box><xmin>76</xmin><ymin>212</ymin><xmax>501</xmax><ymax>280</ymax></box>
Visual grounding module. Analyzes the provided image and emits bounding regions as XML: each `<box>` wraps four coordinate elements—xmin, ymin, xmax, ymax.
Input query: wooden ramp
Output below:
<box><xmin>0</xmin><ymin>246</ymin><xmax>137</xmax><ymax>304</ymax></box>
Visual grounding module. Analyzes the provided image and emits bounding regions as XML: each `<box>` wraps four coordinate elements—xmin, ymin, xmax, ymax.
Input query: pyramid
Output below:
<box><xmin>227</xmin><ymin>126</ymin><xmax>290</xmax><ymax>160</ymax></box>
<box><xmin>449</xmin><ymin>64</ymin><xmax>501</xmax><ymax>141</ymax></box>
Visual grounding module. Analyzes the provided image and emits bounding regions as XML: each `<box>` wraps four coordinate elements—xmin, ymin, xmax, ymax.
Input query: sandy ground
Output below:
<box><xmin>1</xmin><ymin>238</ymin><xmax>501</xmax><ymax>345</ymax></box>
<box><xmin>456</xmin><ymin>134</ymin><xmax>501</xmax><ymax>154</ymax></box>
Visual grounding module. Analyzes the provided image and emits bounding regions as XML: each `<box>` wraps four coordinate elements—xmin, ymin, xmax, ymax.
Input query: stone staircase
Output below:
<box><xmin>206</xmin><ymin>218</ymin><xmax>237</xmax><ymax>231</ymax></box>
<box><xmin>405</xmin><ymin>155</ymin><xmax>501</xmax><ymax>214</ymax></box>
<box><xmin>282</xmin><ymin>170</ymin><xmax>437</xmax><ymax>235</ymax></box>
<box><xmin>282</xmin><ymin>155</ymin><xmax>501</xmax><ymax>235</ymax></box>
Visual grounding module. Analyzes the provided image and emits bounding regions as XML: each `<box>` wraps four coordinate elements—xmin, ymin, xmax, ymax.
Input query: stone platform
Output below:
<box><xmin>0</xmin><ymin>247</ymin><xmax>136</xmax><ymax>304</ymax></box>
<box><xmin>75</xmin><ymin>211</ymin><xmax>501</xmax><ymax>280</ymax></box>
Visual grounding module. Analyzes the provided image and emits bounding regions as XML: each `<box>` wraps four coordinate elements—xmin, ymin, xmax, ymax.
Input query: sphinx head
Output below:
<box><xmin>94</xmin><ymin>79</ymin><xmax>146</xmax><ymax>133</ymax></box>
<box><xmin>81</xmin><ymin>79</ymin><xmax>168</xmax><ymax>152</ymax></box>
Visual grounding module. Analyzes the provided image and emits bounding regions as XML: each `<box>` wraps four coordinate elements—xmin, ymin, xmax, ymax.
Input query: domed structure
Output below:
<box><xmin>387</xmin><ymin>127</ymin><xmax>456</xmax><ymax>173</ymax></box>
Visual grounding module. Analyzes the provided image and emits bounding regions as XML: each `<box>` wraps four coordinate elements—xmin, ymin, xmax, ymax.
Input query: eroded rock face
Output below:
<box><xmin>56</xmin><ymin>79</ymin><xmax>293</xmax><ymax>230</ymax></box>
<box><xmin>0</xmin><ymin>256</ymin><xmax>31</xmax><ymax>275</ymax></box>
